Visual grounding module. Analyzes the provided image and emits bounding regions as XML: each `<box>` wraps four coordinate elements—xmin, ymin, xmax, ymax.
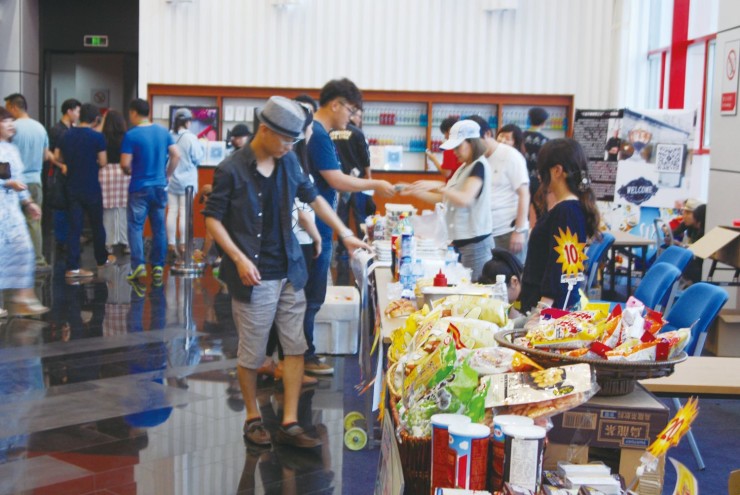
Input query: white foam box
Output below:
<box><xmin>314</xmin><ymin>286</ymin><xmax>361</xmax><ymax>355</ymax></box>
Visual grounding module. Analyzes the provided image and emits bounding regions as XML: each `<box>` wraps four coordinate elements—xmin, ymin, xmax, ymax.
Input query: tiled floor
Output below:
<box><xmin>0</xmin><ymin>252</ymin><xmax>378</xmax><ymax>495</ymax></box>
<box><xmin>2</xmin><ymin>248</ymin><xmax>738</xmax><ymax>494</ymax></box>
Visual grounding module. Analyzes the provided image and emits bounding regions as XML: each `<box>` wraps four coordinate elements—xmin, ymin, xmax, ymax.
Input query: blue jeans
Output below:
<box><xmin>302</xmin><ymin>222</ymin><xmax>333</xmax><ymax>359</ymax></box>
<box><xmin>127</xmin><ymin>186</ymin><xmax>168</xmax><ymax>269</ymax></box>
<box><xmin>67</xmin><ymin>194</ymin><xmax>107</xmax><ymax>270</ymax></box>
<box><xmin>53</xmin><ymin>209</ymin><xmax>69</xmax><ymax>244</ymax></box>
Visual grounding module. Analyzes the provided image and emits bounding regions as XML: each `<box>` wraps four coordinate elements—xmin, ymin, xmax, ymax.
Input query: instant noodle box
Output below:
<box><xmin>547</xmin><ymin>384</ymin><xmax>669</xmax><ymax>449</ymax></box>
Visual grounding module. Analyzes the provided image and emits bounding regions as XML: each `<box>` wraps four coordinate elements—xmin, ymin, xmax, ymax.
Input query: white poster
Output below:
<box><xmin>721</xmin><ymin>39</ymin><xmax>740</xmax><ymax>115</ymax></box>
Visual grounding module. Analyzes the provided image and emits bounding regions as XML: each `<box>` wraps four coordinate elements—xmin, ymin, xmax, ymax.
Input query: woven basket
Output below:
<box><xmin>494</xmin><ymin>329</ymin><xmax>687</xmax><ymax>396</ymax></box>
<box><xmin>390</xmin><ymin>396</ymin><xmax>432</xmax><ymax>495</ymax></box>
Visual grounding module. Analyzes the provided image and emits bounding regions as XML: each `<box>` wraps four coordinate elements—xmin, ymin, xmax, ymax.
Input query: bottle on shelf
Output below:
<box><xmin>492</xmin><ymin>274</ymin><xmax>509</xmax><ymax>304</ymax></box>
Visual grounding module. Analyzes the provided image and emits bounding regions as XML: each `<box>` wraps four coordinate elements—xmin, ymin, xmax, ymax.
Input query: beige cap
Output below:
<box><xmin>683</xmin><ymin>198</ymin><xmax>703</xmax><ymax>211</ymax></box>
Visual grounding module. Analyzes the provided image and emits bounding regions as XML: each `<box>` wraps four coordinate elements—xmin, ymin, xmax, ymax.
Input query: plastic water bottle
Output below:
<box><xmin>492</xmin><ymin>274</ymin><xmax>508</xmax><ymax>304</ymax></box>
<box><xmin>445</xmin><ymin>247</ymin><xmax>458</xmax><ymax>268</ymax></box>
<box><xmin>413</xmin><ymin>259</ymin><xmax>424</xmax><ymax>285</ymax></box>
<box><xmin>400</xmin><ymin>262</ymin><xmax>414</xmax><ymax>299</ymax></box>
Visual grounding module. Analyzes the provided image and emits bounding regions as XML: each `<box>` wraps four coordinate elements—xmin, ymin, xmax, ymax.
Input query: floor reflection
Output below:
<box><xmin>0</xmin><ymin>253</ymin><xmax>375</xmax><ymax>495</ymax></box>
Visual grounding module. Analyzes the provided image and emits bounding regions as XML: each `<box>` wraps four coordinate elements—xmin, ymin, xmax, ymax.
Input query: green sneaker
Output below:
<box><xmin>129</xmin><ymin>280</ymin><xmax>146</xmax><ymax>298</ymax></box>
<box><xmin>127</xmin><ymin>264</ymin><xmax>147</xmax><ymax>281</ymax></box>
<box><xmin>152</xmin><ymin>266</ymin><xmax>164</xmax><ymax>284</ymax></box>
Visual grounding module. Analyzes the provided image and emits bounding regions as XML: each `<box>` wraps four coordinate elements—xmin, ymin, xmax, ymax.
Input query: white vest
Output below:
<box><xmin>445</xmin><ymin>155</ymin><xmax>493</xmax><ymax>241</ymax></box>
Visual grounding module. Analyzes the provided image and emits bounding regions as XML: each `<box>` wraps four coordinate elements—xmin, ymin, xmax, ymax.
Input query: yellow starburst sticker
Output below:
<box><xmin>647</xmin><ymin>397</ymin><xmax>699</xmax><ymax>458</ymax></box>
<box><xmin>553</xmin><ymin>227</ymin><xmax>588</xmax><ymax>278</ymax></box>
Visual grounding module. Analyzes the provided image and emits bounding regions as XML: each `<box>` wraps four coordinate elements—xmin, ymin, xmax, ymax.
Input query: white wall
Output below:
<box><xmin>706</xmin><ymin>0</ymin><xmax>740</xmax><ymax>307</ymax></box>
<box><xmin>0</xmin><ymin>0</ymin><xmax>40</xmax><ymax>117</ymax></box>
<box><xmin>139</xmin><ymin>0</ymin><xmax>650</xmax><ymax>109</ymax></box>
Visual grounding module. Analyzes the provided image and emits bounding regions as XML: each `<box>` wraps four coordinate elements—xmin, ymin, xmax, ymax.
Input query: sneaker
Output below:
<box><xmin>304</xmin><ymin>357</ymin><xmax>334</xmax><ymax>375</ymax></box>
<box><xmin>65</xmin><ymin>268</ymin><xmax>94</xmax><ymax>278</ymax></box>
<box><xmin>127</xmin><ymin>264</ymin><xmax>147</xmax><ymax>281</ymax></box>
<box><xmin>129</xmin><ymin>280</ymin><xmax>146</xmax><ymax>298</ymax></box>
<box><xmin>152</xmin><ymin>266</ymin><xmax>164</xmax><ymax>286</ymax></box>
<box><xmin>243</xmin><ymin>419</ymin><xmax>271</xmax><ymax>446</ymax></box>
<box><xmin>274</xmin><ymin>424</ymin><xmax>321</xmax><ymax>448</ymax></box>
<box><xmin>8</xmin><ymin>298</ymin><xmax>49</xmax><ymax>316</ymax></box>
<box><xmin>274</xmin><ymin>363</ymin><xmax>319</xmax><ymax>386</ymax></box>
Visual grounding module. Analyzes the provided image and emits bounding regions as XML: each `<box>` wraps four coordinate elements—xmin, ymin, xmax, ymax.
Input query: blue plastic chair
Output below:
<box><xmin>632</xmin><ymin>262</ymin><xmax>682</xmax><ymax>312</ymax></box>
<box><xmin>584</xmin><ymin>232</ymin><xmax>615</xmax><ymax>293</ymax></box>
<box><xmin>655</xmin><ymin>245</ymin><xmax>694</xmax><ymax>274</ymax></box>
<box><xmin>660</xmin><ymin>282</ymin><xmax>729</xmax><ymax>470</ymax></box>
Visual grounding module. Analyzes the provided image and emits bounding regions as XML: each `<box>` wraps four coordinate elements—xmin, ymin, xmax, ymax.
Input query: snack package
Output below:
<box><xmin>385</xmin><ymin>298</ymin><xmax>416</xmax><ymax>318</ymax></box>
<box><xmin>460</xmin><ymin>347</ymin><xmax>543</xmax><ymax>375</ymax></box>
<box><xmin>622</xmin><ymin>297</ymin><xmax>646</xmax><ymax>339</ymax></box>
<box><xmin>606</xmin><ymin>328</ymin><xmax>689</xmax><ymax>361</ymax></box>
<box><xmin>597</xmin><ymin>305</ymin><xmax>623</xmax><ymax>348</ymax></box>
<box><xmin>525</xmin><ymin>313</ymin><xmax>601</xmax><ymax>349</ymax></box>
<box><xmin>436</xmin><ymin>295</ymin><xmax>509</xmax><ymax>328</ymax></box>
<box><xmin>400</xmin><ymin>361</ymin><xmax>481</xmax><ymax>436</ymax></box>
<box><xmin>483</xmin><ymin>363</ymin><xmax>598</xmax><ymax>419</ymax></box>
<box><xmin>404</xmin><ymin>337</ymin><xmax>456</xmax><ymax>406</ymax></box>
<box><xmin>643</xmin><ymin>308</ymin><xmax>666</xmax><ymax>335</ymax></box>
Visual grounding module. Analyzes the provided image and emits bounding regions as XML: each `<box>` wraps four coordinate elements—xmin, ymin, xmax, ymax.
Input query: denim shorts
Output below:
<box><xmin>231</xmin><ymin>280</ymin><xmax>307</xmax><ymax>369</ymax></box>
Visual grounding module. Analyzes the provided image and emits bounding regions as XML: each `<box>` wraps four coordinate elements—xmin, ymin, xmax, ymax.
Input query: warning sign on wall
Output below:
<box><xmin>721</xmin><ymin>39</ymin><xmax>740</xmax><ymax>116</ymax></box>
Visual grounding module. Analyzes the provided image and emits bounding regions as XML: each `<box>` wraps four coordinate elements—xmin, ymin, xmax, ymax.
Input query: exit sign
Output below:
<box><xmin>83</xmin><ymin>35</ymin><xmax>109</xmax><ymax>48</ymax></box>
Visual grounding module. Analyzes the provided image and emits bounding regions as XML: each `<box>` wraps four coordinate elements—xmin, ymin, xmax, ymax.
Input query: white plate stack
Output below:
<box><xmin>416</xmin><ymin>238</ymin><xmax>445</xmax><ymax>260</ymax></box>
<box><xmin>373</xmin><ymin>240</ymin><xmax>392</xmax><ymax>263</ymax></box>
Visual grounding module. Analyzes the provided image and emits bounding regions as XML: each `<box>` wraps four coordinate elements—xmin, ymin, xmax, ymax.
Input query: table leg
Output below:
<box><xmin>609</xmin><ymin>246</ymin><xmax>616</xmax><ymax>297</ymax></box>
<box><xmin>626</xmin><ymin>248</ymin><xmax>633</xmax><ymax>297</ymax></box>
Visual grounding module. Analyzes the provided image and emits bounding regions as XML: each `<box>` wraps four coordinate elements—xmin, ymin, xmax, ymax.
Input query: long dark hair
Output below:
<box><xmin>102</xmin><ymin>110</ymin><xmax>127</xmax><ymax>164</ymax></box>
<box><xmin>537</xmin><ymin>138</ymin><xmax>601</xmax><ymax>239</ymax></box>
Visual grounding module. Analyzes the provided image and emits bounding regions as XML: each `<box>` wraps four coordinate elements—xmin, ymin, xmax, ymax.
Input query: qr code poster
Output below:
<box><xmin>655</xmin><ymin>143</ymin><xmax>686</xmax><ymax>174</ymax></box>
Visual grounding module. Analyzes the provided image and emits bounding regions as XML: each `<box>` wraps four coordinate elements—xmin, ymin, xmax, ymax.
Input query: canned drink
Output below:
<box><xmin>431</xmin><ymin>414</ymin><xmax>471</xmax><ymax>492</ymax></box>
<box><xmin>448</xmin><ymin>423</ymin><xmax>490</xmax><ymax>490</ymax></box>
<box><xmin>489</xmin><ymin>415</ymin><xmax>534</xmax><ymax>492</ymax></box>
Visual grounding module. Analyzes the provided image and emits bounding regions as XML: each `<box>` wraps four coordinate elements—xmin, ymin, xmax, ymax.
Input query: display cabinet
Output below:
<box><xmin>147</xmin><ymin>85</ymin><xmax>574</xmax><ymax>222</ymax></box>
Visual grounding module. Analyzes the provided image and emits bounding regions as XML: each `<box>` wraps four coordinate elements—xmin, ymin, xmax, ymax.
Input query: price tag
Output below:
<box><xmin>554</xmin><ymin>226</ymin><xmax>587</xmax><ymax>277</ymax></box>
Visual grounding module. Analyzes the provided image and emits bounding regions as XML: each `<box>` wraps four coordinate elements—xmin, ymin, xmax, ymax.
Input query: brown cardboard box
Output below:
<box><xmin>689</xmin><ymin>226</ymin><xmax>740</xmax><ymax>268</ymax></box>
<box><xmin>705</xmin><ymin>309</ymin><xmax>740</xmax><ymax>357</ymax></box>
<box><xmin>544</xmin><ymin>443</ymin><xmax>665</xmax><ymax>492</ymax></box>
<box><xmin>548</xmin><ymin>385</ymin><xmax>669</xmax><ymax>450</ymax></box>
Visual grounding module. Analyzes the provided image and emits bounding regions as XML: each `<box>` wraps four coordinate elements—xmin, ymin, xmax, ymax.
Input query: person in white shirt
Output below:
<box><xmin>468</xmin><ymin>116</ymin><xmax>530</xmax><ymax>265</ymax></box>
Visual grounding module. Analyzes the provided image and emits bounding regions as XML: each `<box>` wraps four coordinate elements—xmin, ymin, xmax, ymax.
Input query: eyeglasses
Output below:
<box><xmin>340</xmin><ymin>101</ymin><xmax>359</xmax><ymax>116</ymax></box>
<box><xmin>270</xmin><ymin>128</ymin><xmax>301</xmax><ymax>145</ymax></box>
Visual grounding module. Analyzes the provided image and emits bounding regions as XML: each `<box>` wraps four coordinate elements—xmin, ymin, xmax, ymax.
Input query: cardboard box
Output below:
<box><xmin>544</xmin><ymin>443</ymin><xmax>665</xmax><ymax>492</ymax></box>
<box><xmin>690</xmin><ymin>226</ymin><xmax>740</xmax><ymax>268</ymax></box>
<box><xmin>548</xmin><ymin>385</ymin><xmax>669</xmax><ymax>450</ymax></box>
<box><xmin>705</xmin><ymin>309</ymin><xmax>740</xmax><ymax>357</ymax></box>
<box><xmin>314</xmin><ymin>286</ymin><xmax>360</xmax><ymax>355</ymax></box>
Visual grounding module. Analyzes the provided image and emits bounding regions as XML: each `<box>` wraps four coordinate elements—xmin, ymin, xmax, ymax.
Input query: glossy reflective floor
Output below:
<box><xmin>0</xmin><ymin>249</ymin><xmax>379</xmax><ymax>495</ymax></box>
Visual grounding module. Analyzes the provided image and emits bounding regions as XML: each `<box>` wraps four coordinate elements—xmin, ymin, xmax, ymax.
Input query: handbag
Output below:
<box><xmin>46</xmin><ymin>166</ymin><xmax>68</xmax><ymax>209</ymax></box>
<box><xmin>0</xmin><ymin>161</ymin><xmax>10</xmax><ymax>180</ymax></box>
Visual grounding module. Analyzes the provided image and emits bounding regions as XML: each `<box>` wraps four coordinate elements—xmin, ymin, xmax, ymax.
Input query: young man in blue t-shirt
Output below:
<box><xmin>120</xmin><ymin>99</ymin><xmax>180</xmax><ymax>282</ymax></box>
<box><xmin>303</xmin><ymin>78</ymin><xmax>396</xmax><ymax>374</ymax></box>
<box><xmin>56</xmin><ymin>103</ymin><xmax>108</xmax><ymax>278</ymax></box>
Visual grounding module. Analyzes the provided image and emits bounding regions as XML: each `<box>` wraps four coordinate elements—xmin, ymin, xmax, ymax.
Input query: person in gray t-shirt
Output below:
<box><xmin>5</xmin><ymin>93</ymin><xmax>53</xmax><ymax>269</ymax></box>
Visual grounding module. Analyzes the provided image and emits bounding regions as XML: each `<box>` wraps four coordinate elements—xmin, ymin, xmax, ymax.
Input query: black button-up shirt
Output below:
<box><xmin>203</xmin><ymin>145</ymin><xmax>318</xmax><ymax>302</ymax></box>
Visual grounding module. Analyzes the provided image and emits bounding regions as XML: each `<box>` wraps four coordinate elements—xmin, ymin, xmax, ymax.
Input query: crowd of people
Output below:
<box><xmin>1</xmin><ymin>81</ymin><xmax>707</xmax><ymax>451</ymax></box>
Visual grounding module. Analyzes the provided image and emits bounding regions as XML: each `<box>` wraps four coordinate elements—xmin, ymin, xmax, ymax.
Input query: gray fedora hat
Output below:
<box><xmin>258</xmin><ymin>96</ymin><xmax>306</xmax><ymax>139</ymax></box>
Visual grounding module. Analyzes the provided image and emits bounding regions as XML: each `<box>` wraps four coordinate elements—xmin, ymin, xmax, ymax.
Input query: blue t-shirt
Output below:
<box><xmin>12</xmin><ymin>118</ymin><xmax>49</xmax><ymax>185</ymax></box>
<box><xmin>59</xmin><ymin>127</ymin><xmax>107</xmax><ymax>198</ymax></box>
<box><xmin>306</xmin><ymin>121</ymin><xmax>342</xmax><ymax>206</ymax></box>
<box><xmin>121</xmin><ymin>124</ymin><xmax>174</xmax><ymax>193</ymax></box>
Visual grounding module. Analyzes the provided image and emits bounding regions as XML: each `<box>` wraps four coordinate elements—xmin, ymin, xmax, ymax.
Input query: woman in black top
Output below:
<box><xmin>519</xmin><ymin>139</ymin><xmax>601</xmax><ymax>312</ymax></box>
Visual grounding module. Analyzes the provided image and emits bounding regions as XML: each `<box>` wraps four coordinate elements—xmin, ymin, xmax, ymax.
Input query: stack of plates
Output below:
<box><xmin>416</xmin><ymin>238</ymin><xmax>445</xmax><ymax>259</ymax></box>
<box><xmin>373</xmin><ymin>240</ymin><xmax>392</xmax><ymax>263</ymax></box>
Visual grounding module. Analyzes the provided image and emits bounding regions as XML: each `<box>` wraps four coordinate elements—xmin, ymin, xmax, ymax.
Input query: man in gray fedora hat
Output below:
<box><xmin>204</xmin><ymin>95</ymin><xmax>369</xmax><ymax>449</ymax></box>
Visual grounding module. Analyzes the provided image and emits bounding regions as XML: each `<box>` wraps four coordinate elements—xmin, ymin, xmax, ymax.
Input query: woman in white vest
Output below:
<box><xmin>402</xmin><ymin>119</ymin><xmax>493</xmax><ymax>281</ymax></box>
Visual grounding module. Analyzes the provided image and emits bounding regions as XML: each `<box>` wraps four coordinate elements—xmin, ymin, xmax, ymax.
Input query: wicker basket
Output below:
<box><xmin>494</xmin><ymin>329</ymin><xmax>687</xmax><ymax>396</ymax></box>
<box><xmin>390</xmin><ymin>396</ymin><xmax>432</xmax><ymax>495</ymax></box>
